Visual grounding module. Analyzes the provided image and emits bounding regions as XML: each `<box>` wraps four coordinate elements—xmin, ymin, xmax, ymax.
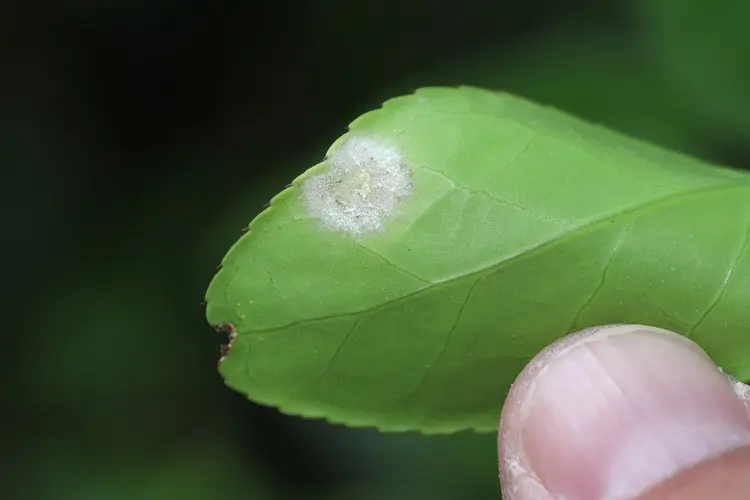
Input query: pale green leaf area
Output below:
<box><xmin>206</xmin><ymin>86</ymin><xmax>750</xmax><ymax>433</ymax></box>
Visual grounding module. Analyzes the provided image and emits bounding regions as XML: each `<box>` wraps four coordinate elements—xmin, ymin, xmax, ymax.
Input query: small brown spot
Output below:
<box><xmin>215</xmin><ymin>323</ymin><xmax>238</xmax><ymax>364</ymax></box>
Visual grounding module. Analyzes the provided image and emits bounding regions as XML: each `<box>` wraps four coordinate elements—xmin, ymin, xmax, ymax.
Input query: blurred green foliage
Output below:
<box><xmin>4</xmin><ymin>0</ymin><xmax>749</xmax><ymax>499</ymax></box>
<box><xmin>634</xmin><ymin>0</ymin><xmax>750</xmax><ymax>140</ymax></box>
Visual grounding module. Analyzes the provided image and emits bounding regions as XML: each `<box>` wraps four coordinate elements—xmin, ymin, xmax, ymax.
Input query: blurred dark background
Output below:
<box><xmin>3</xmin><ymin>1</ymin><xmax>749</xmax><ymax>499</ymax></box>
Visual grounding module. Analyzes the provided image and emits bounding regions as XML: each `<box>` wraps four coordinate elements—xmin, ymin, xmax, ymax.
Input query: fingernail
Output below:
<box><xmin>506</xmin><ymin>325</ymin><xmax>750</xmax><ymax>500</ymax></box>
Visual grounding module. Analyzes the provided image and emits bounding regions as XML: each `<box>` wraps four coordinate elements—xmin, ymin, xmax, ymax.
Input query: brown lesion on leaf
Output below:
<box><xmin>215</xmin><ymin>323</ymin><xmax>238</xmax><ymax>365</ymax></box>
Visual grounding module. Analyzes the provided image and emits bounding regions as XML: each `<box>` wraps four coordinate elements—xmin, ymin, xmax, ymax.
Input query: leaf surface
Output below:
<box><xmin>206</xmin><ymin>87</ymin><xmax>750</xmax><ymax>433</ymax></box>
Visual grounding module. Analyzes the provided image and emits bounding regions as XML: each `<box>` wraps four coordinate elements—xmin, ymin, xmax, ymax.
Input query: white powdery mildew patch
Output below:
<box><xmin>301</xmin><ymin>135</ymin><xmax>412</xmax><ymax>235</ymax></box>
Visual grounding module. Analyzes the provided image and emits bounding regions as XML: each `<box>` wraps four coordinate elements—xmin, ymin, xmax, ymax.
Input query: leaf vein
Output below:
<box><xmin>418</xmin><ymin>163</ymin><xmax>565</xmax><ymax>225</ymax></box>
<box><xmin>405</xmin><ymin>276</ymin><xmax>482</xmax><ymax>399</ymax></box>
<box><xmin>242</xmin><ymin>182</ymin><xmax>750</xmax><ymax>336</ymax></box>
<box><xmin>568</xmin><ymin>223</ymin><xmax>632</xmax><ymax>332</ymax></box>
<box><xmin>639</xmin><ymin>292</ymin><xmax>692</xmax><ymax>330</ymax></box>
<box><xmin>348</xmin><ymin>239</ymin><xmax>431</xmax><ymax>284</ymax></box>
<box><xmin>688</xmin><ymin>220</ymin><xmax>750</xmax><ymax>338</ymax></box>
<box><xmin>309</xmin><ymin>316</ymin><xmax>364</xmax><ymax>394</ymax></box>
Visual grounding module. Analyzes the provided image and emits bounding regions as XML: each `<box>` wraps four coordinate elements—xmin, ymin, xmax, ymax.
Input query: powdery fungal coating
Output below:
<box><xmin>301</xmin><ymin>136</ymin><xmax>412</xmax><ymax>234</ymax></box>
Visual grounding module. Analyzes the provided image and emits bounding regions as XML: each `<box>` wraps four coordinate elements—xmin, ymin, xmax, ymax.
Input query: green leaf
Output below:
<box><xmin>206</xmin><ymin>87</ymin><xmax>750</xmax><ymax>433</ymax></box>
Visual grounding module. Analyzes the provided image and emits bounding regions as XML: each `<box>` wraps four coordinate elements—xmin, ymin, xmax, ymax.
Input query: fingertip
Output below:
<box><xmin>498</xmin><ymin>324</ymin><xmax>750</xmax><ymax>500</ymax></box>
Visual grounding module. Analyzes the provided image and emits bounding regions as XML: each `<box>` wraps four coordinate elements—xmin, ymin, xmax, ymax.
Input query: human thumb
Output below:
<box><xmin>498</xmin><ymin>324</ymin><xmax>750</xmax><ymax>500</ymax></box>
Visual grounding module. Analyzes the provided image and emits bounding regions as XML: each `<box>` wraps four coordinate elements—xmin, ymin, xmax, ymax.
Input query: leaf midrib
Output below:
<box><xmin>241</xmin><ymin>180</ymin><xmax>750</xmax><ymax>336</ymax></box>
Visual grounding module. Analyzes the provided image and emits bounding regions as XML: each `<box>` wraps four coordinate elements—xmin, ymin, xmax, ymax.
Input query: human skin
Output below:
<box><xmin>497</xmin><ymin>324</ymin><xmax>750</xmax><ymax>499</ymax></box>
